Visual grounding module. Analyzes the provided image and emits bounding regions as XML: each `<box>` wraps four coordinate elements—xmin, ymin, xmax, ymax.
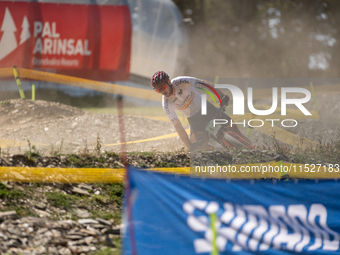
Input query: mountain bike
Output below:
<box><xmin>191</xmin><ymin>95</ymin><xmax>254</xmax><ymax>151</ymax></box>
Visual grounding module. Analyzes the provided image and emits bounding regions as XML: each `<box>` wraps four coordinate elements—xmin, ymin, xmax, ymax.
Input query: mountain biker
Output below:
<box><xmin>151</xmin><ymin>71</ymin><xmax>252</xmax><ymax>150</ymax></box>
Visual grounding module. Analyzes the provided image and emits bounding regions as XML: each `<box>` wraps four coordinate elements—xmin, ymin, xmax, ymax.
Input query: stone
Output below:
<box><xmin>34</xmin><ymin>202</ymin><xmax>47</xmax><ymax>210</ymax></box>
<box><xmin>71</xmin><ymin>187</ymin><xmax>91</xmax><ymax>196</ymax></box>
<box><xmin>96</xmin><ymin>218</ymin><xmax>111</xmax><ymax>226</ymax></box>
<box><xmin>0</xmin><ymin>211</ymin><xmax>18</xmax><ymax>221</ymax></box>
<box><xmin>0</xmin><ymin>181</ymin><xmax>13</xmax><ymax>189</ymax></box>
<box><xmin>76</xmin><ymin>209</ymin><xmax>90</xmax><ymax>218</ymax></box>
<box><xmin>34</xmin><ymin>209</ymin><xmax>51</xmax><ymax>218</ymax></box>
<box><xmin>59</xmin><ymin>247</ymin><xmax>72</xmax><ymax>255</ymax></box>
<box><xmin>65</xmin><ymin>234</ymin><xmax>84</xmax><ymax>240</ymax></box>
<box><xmin>79</xmin><ymin>229</ymin><xmax>98</xmax><ymax>236</ymax></box>
<box><xmin>84</xmin><ymin>236</ymin><xmax>94</xmax><ymax>245</ymax></box>
<box><xmin>78</xmin><ymin>219</ymin><xmax>99</xmax><ymax>225</ymax></box>
<box><xmin>78</xmin><ymin>184</ymin><xmax>93</xmax><ymax>190</ymax></box>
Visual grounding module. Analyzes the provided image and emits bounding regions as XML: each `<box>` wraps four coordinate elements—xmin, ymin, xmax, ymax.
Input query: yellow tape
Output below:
<box><xmin>0</xmin><ymin>162</ymin><xmax>338</xmax><ymax>183</ymax></box>
<box><xmin>105</xmin><ymin>129</ymin><xmax>190</xmax><ymax>146</ymax></box>
<box><xmin>2</xmin><ymin>67</ymin><xmax>340</xmax><ymax>102</ymax></box>
<box><xmin>16</xmin><ymin>68</ymin><xmax>161</xmax><ymax>102</ymax></box>
<box><xmin>0</xmin><ymin>68</ymin><xmax>14</xmax><ymax>78</ymax></box>
<box><xmin>0</xmin><ymin>138</ymin><xmax>28</xmax><ymax>148</ymax></box>
<box><xmin>0</xmin><ymin>167</ymin><xmax>125</xmax><ymax>183</ymax></box>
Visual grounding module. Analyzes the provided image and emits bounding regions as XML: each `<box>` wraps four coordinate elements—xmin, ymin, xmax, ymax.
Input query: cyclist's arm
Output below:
<box><xmin>163</xmin><ymin>96</ymin><xmax>190</xmax><ymax>147</ymax></box>
<box><xmin>174</xmin><ymin>122</ymin><xmax>190</xmax><ymax>148</ymax></box>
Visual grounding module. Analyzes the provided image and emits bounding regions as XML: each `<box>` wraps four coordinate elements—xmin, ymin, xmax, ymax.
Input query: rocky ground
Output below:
<box><xmin>0</xmin><ymin>151</ymin><xmax>194</xmax><ymax>254</ymax></box>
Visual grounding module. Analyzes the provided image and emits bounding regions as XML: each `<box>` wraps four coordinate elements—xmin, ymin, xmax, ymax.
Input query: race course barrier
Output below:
<box><xmin>2</xmin><ymin>68</ymin><xmax>340</xmax><ymax>103</ymax></box>
<box><xmin>0</xmin><ymin>161</ymin><xmax>339</xmax><ymax>183</ymax></box>
<box><xmin>0</xmin><ymin>67</ymin><xmax>161</xmax><ymax>102</ymax></box>
<box><xmin>2</xmin><ymin>68</ymin><xmax>340</xmax><ymax>102</ymax></box>
<box><xmin>123</xmin><ymin>167</ymin><xmax>340</xmax><ymax>254</ymax></box>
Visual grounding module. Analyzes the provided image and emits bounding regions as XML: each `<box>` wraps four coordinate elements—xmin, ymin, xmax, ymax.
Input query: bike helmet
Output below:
<box><xmin>151</xmin><ymin>71</ymin><xmax>169</xmax><ymax>90</ymax></box>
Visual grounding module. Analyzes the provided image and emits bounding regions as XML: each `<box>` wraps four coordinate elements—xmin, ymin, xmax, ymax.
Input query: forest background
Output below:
<box><xmin>172</xmin><ymin>0</ymin><xmax>340</xmax><ymax>78</ymax></box>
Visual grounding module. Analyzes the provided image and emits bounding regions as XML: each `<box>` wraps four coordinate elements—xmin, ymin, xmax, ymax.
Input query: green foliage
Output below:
<box><xmin>0</xmin><ymin>183</ymin><xmax>25</xmax><ymax>200</ymax></box>
<box><xmin>67</xmin><ymin>154</ymin><xmax>83</xmax><ymax>167</ymax></box>
<box><xmin>94</xmin><ymin>195</ymin><xmax>113</xmax><ymax>205</ymax></box>
<box><xmin>46</xmin><ymin>192</ymin><xmax>77</xmax><ymax>210</ymax></box>
<box><xmin>65</xmin><ymin>154</ymin><xmax>109</xmax><ymax>168</ymax></box>
<box><xmin>99</xmin><ymin>183</ymin><xmax>124</xmax><ymax>207</ymax></box>
<box><xmin>7</xmin><ymin>205</ymin><xmax>37</xmax><ymax>217</ymax></box>
<box><xmin>90</xmin><ymin>209</ymin><xmax>115</xmax><ymax>221</ymax></box>
<box><xmin>90</xmin><ymin>247</ymin><xmax>120</xmax><ymax>255</ymax></box>
<box><xmin>0</xmin><ymin>183</ymin><xmax>9</xmax><ymax>198</ymax></box>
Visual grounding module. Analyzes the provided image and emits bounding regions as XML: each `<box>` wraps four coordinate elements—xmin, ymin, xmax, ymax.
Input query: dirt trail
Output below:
<box><xmin>0</xmin><ymin>99</ymin><xmax>184</xmax><ymax>155</ymax></box>
<box><xmin>0</xmin><ymin>97</ymin><xmax>339</xmax><ymax>156</ymax></box>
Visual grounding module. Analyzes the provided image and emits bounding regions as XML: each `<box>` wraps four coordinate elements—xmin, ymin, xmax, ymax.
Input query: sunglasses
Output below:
<box><xmin>156</xmin><ymin>83</ymin><xmax>167</xmax><ymax>93</ymax></box>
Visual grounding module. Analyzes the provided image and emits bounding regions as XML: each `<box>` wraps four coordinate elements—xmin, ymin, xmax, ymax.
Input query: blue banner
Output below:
<box><xmin>123</xmin><ymin>168</ymin><xmax>340</xmax><ymax>254</ymax></box>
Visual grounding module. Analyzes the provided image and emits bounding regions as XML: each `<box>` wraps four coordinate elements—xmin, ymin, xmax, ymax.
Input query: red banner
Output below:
<box><xmin>0</xmin><ymin>2</ymin><xmax>131</xmax><ymax>81</ymax></box>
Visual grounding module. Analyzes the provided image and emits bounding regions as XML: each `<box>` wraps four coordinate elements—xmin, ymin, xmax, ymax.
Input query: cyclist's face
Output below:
<box><xmin>156</xmin><ymin>81</ymin><xmax>171</xmax><ymax>97</ymax></box>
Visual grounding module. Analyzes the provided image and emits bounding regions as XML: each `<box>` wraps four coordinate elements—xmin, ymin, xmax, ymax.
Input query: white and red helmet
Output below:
<box><xmin>151</xmin><ymin>71</ymin><xmax>169</xmax><ymax>90</ymax></box>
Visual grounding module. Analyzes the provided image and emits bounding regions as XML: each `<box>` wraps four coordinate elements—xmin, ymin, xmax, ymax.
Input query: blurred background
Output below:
<box><xmin>0</xmin><ymin>0</ymin><xmax>339</xmax><ymax>104</ymax></box>
<box><xmin>173</xmin><ymin>0</ymin><xmax>340</xmax><ymax>78</ymax></box>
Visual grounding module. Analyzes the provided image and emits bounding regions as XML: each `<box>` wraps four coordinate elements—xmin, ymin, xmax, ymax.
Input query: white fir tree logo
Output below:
<box><xmin>20</xmin><ymin>16</ymin><xmax>30</xmax><ymax>45</ymax></box>
<box><xmin>0</xmin><ymin>7</ymin><xmax>18</xmax><ymax>61</ymax></box>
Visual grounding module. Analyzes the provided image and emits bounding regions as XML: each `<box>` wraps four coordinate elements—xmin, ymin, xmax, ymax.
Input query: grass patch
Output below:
<box><xmin>46</xmin><ymin>192</ymin><xmax>78</xmax><ymax>210</ymax></box>
<box><xmin>93</xmin><ymin>195</ymin><xmax>113</xmax><ymax>205</ymax></box>
<box><xmin>0</xmin><ymin>183</ymin><xmax>25</xmax><ymax>200</ymax></box>
<box><xmin>0</xmin><ymin>183</ymin><xmax>37</xmax><ymax>217</ymax></box>
<box><xmin>90</xmin><ymin>247</ymin><xmax>120</xmax><ymax>255</ymax></box>
<box><xmin>99</xmin><ymin>183</ymin><xmax>124</xmax><ymax>207</ymax></box>
<box><xmin>6</xmin><ymin>205</ymin><xmax>37</xmax><ymax>217</ymax></box>
<box><xmin>90</xmin><ymin>209</ymin><xmax>117</xmax><ymax>221</ymax></box>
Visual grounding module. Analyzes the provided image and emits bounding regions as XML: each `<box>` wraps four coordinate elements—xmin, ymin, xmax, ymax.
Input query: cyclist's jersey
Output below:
<box><xmin>162</xmin><ymin>76</ymin><xmax>204</xmax><ymax>126</ymax></box>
